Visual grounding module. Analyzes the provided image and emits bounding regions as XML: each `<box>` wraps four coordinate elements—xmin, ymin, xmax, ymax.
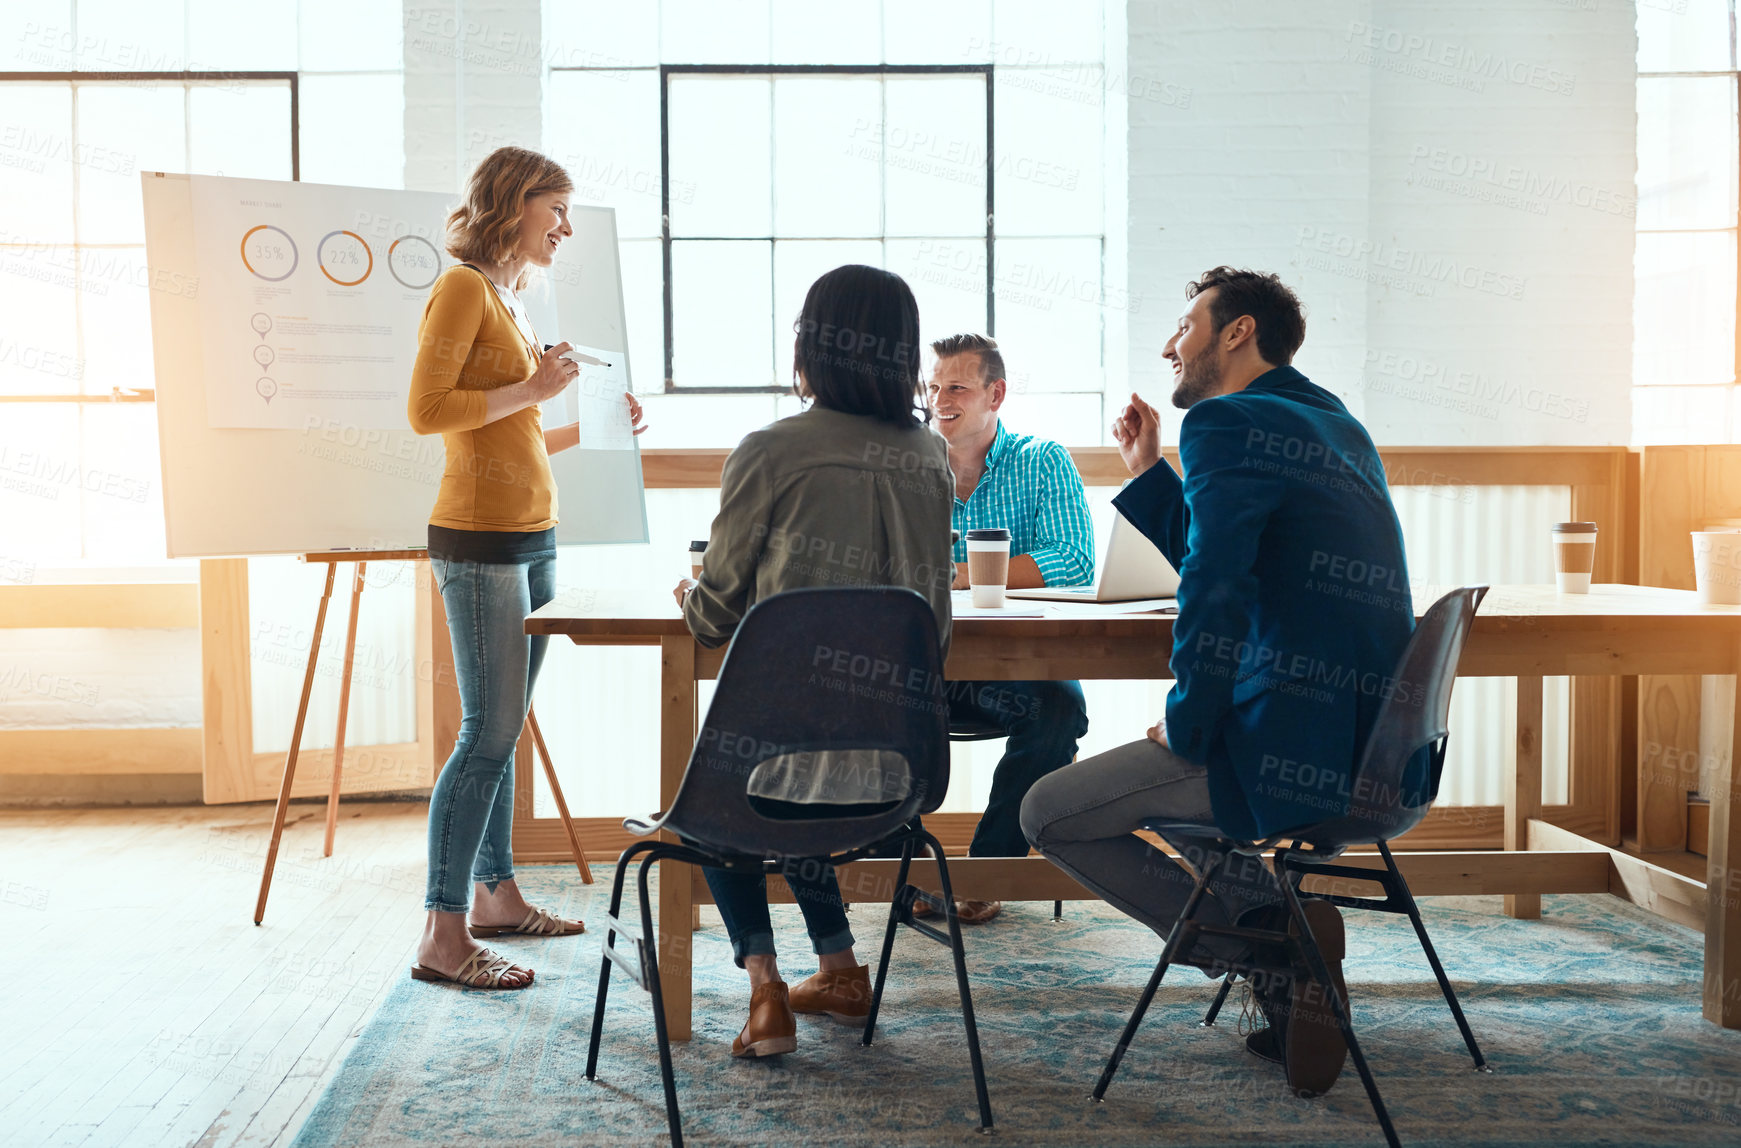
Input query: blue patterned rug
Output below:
<box><xmin>293</xmin><ymin>872</ymin><xmax>1741</xmax><ymax>1147</ymax></box>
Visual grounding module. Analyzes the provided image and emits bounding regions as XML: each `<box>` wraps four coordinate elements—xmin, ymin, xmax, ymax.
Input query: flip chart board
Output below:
<box><xmin>142</xmin><ymin>171</ymin><xmax>648</xmax><ymax>557</ymax></box>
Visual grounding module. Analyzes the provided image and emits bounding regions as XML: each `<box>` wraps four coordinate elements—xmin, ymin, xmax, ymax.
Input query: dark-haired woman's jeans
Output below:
<box><xmin>424</xmin><ymin>552</ymin><xmax>555</xmax><ymax>912</ymax></box>
<box><xmin>704</xmin><ymin>858</ymin><xmax>856</xmax><ymax>968</ymax></box>
<box><xmin>698</xmin><ymin>795</ymin><xmax>864</xmax><ymax>966</ymax></box>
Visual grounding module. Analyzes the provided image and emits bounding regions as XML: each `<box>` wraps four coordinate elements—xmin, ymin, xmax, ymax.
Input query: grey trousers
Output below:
<box><xmin>1019</xmin><ymin>737</ymin><xmax>1282</xmax><ymax>965</ymax></box>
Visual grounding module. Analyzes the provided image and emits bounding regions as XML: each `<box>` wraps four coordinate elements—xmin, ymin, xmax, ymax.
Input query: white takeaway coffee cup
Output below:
<box><xmin>1692</xmin><ymin>531</ymin><xmax>1741</xmax><ymax>606</ymax></box>
<box><xmin>1551</xmin><ymin>521</ymin><xmax>1597</xmax><ymax>594</ymax></box>
<box><xmin>965</xmin><ymin>528</ymin><xmax>1012</xmax><ymax>608</ymax></box>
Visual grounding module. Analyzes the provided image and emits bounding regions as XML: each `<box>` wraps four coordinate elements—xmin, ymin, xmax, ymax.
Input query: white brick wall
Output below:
<box><xmin>402</xmin><ymin>0</ymin><xmax>545</xmax><ymax>194</ymax></box>
<box><xmin>1127</xmin><ymin>1</ymin><xmax>1635</xmax><ymax>445</ymax></box>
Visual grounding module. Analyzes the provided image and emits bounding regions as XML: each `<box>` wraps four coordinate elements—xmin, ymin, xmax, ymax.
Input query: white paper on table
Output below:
<box><xmin>949</xmin><ymin>592</ymin><xmax>1046</xmax><ymax>618</ymax></box>
<box><xmin>548</xmin><ymin>342</ymin><xmax>635</xmax><ymax>450</ymax></box>
<box><xmin>1042</xmin><ymin>597</ymin><xmax>1179</xmax><ymax>617</ymax></box>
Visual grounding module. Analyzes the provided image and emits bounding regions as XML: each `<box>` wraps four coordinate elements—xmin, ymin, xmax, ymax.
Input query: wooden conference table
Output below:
<box><xmin>527</xmin><ymin>584</ymin><xmax>1741</xmax><ymax>1040</ymax></box>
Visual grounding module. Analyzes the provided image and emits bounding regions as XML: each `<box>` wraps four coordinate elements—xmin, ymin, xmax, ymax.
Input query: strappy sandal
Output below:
<box><xmin>410</xmin><ymin>947</ymin><xmax>534</xmax><ymax>989</ymax></box>
<box><xmin>468</xmin><ymin>906</ymin><xmax>585</xmax><ymax>938</ymax></box>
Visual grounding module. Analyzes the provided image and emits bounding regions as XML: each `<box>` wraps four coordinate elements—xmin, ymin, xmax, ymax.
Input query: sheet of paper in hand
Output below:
<box><xmin>551</xmin><ymin>343</ymin><xmax>635</xmax><ymax>450</ymax></box>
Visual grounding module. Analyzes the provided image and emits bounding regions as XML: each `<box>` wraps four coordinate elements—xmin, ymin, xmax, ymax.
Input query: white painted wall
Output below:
<box><xmin>402</xmin><ymin>0</ymin><xmax>545</xmax><ymax>194</ymax></box>
<box><xmin>1127</xmin><ymin>1</ymin><xmax>1376</xmax><ymax>431</ymax></box>
<box><xmin>1126</xmin><ymin>1</ymin><xmax>1635</xmax><ymax>446</ymax></box>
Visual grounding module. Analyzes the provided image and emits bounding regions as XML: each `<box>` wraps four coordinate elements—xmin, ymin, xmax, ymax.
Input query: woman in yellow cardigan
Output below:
<box><xmin>406</xmin><ymin>146</ymin><xmax>645</xmax><ymax>989</ymax></box>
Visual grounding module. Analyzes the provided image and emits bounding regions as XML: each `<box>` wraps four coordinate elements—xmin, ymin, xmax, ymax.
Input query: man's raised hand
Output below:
<box><xmin>1112</xmin><ymin>392</ymin><xmax>1162</xmax><ymax>476</ymax></box>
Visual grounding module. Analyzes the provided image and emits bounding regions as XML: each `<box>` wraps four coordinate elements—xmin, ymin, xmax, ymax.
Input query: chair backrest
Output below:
<box><xmin>1314</xmin><ymin>585</ymin><xmax>1488</xmax><ymax>847</ymax></box>
<box><xmin>660</xmin><ymin>587</ymin><xmax>950</xmax><ymax>858</ymax></box>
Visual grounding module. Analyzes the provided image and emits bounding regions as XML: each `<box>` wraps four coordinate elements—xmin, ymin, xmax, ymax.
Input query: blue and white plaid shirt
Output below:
<box><xmin>951</xmin><ymin>421</ymin><xmax>1095</xmax><ymax>586</ymax></box>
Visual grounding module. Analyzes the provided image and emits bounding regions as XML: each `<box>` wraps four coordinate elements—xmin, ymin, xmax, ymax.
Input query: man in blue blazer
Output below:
<box><xmin>1021</xmin><ymin>267</ymin><xmax>1416</xmax><ymax>1097</ymax></box>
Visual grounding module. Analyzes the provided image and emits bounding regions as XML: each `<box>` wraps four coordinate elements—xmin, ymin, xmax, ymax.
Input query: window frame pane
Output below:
<box><xmin>658</xmin><ymin>64</ymin><xmax>995</xmax><ymax>393</ymax></box>
<box><xmin>1636</xmin><ymin>75</ymin><xmax>1739</xmax><ymax>232</ymax></box>
<box><xmin>1632</xmin><ymin>228</ymin><xmax>1738</xmax><ymax>390</ymax></box>
<box><xmin>1632</xmin><ymin>18</ymin><xmax>1741</xmax><ymax>446</ymax></box>
<box><xmin>0</xmin><ymin>71</ymin><xmax>297</xmax><ymax>562</ymax></box>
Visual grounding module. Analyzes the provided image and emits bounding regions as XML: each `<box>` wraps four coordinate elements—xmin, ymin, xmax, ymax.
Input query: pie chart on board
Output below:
<box><xmin>240</xmin><ymin>225</ymin><xmax>297</xmax><ymax>282</ymax></box>
<box><xmin>318</xmin><ymin>230</ymin><xmax>373</xmax><ymax>286</ymax></box>
<box><xmin>387</xmin><ymin>235</ymin><xmax>442</xmax><ymax>290</ymax></box>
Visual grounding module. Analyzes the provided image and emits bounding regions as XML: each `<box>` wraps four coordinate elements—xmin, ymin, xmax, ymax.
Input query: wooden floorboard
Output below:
<box><xmin>4</xmin><ymin>812</ymin><xmax>252</xmax><ymax>1142</ymax></box>
<box><xmin>40</xmin><ymin>811</ymin><xmax>347</xmax><ymax>1147</ymax></box>
<box><xmin>231</xmin><ymin>834</ymin><xmax>416</xmax><ymax>1147</ymax></box>
<box><xmin>0</xmin><ymin>802</ymin><xmax>429</xmax><ymax>1148</ymax></box>
<box><xmin>154</xmin><ymin>813</ymin><xmax>422</xmax><ymax>1148</ymax></box>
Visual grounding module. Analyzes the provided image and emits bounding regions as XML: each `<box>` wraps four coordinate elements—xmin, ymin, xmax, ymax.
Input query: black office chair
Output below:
<box><xmin>584</xmin><ymin>587</ymin><xmax>994</xmax><ymax>1146</ymax></box>
<box><xmin>1090</xmin><ymin>585</ymin><xmax>1490</xmax><ymax>1148</ymax></box>
<box><xmin>947</xmin><ymin>718</ymin><xmax>1066</xmax><ymax>921</ymax></box>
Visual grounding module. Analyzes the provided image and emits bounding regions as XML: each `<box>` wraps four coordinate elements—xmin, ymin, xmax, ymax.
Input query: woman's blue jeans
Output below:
<box><xmin>704</xmin><ymin>854</ymin><xmax>856</xmax><ymax>968</ymax></box>
<box><xmin>424</xmin><ymin>552</ymin><xmax>555</xmax><ymax>913</ymax></box>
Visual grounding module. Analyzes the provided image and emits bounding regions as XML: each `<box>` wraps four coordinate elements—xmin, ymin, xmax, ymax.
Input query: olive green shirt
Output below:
<box><xmin>684</xmin><ymin>406</ymin><xmax>955</xmax><ymax>658</ymax></box>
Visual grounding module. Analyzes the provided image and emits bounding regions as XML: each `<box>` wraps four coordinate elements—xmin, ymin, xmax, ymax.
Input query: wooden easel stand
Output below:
<box><xmin>254</xmin><ymin>552</ymin><xmax>592</xmax><ymax>925</ymax></box>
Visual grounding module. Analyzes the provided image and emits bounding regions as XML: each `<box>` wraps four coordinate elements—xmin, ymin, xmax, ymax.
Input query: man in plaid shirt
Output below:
<box><xmin>925</xmin><ymin>333</ymin><xmax>1095</xmax><ymax>924</ymax></box>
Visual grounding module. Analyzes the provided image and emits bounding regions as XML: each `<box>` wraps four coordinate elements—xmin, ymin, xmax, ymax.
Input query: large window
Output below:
<box><xmin>0</xmin><ymin>73</ymin><xmax>294</xmax><ymax>563</ymax></box>
<box><xmin>660</xmin><ymin>65</ymin><xmax>993</xmax><ymax>394</ymax></box>
<box><xmin>1633</xmin><ymin>0</ymin><xmax>1741</xmax><ymax>443</ymax></box>
<box><xmin>543</xmin><ymin>0</ymin><xmax>1120</xmax><ymax>448</ymax></box>
<box><xmin>0</xmin><ymin>0</ymin><xmax>404</xmax><ymax>566</ymax></box>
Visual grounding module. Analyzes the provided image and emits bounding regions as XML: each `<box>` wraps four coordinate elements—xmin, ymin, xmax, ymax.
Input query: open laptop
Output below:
<box><xmin>1006</xmin><ymin>510</ymin><xmax>1180</xmax><ymax>603</ymax></box>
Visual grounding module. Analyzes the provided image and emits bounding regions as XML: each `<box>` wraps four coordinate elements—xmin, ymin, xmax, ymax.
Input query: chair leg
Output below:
<box><xmin>584</xmin><ymin>856</ymin><xmax>635</xmax><ymax>1080</ymax></box>
<box><xmin>1377</xmin><ymin>841</ymin><xmax>1488</xmax><ymax>1072</ymax></box>
<box><xmin>638</xmin><ymin>853</ymin><xmax>685</xmax><ymax>1148</ymax></box>
<box><xmin>1199</xmin><ymin>973</ymin><xmax>1236</xmax><ymax>1028</ymax></box>
<box><xmin>1277</xmin><ymin>860</ymin><xmax>1400</xmax><ymax>1148</ymax></box>
<box><xmin>862</xmin><ymin>838</ymin><xmax>915</xmax><ymax>1046</ymax></box>
<box><xmin>1052</xmin><ymin>899</ymin><xmax>1063</xmax><ymax>922</ymax></box>
<box><xmin>923</xmin><ymin>829</ymin><xmax>994</xmax><ymax>1133</ymax></box>
<box><xmin>1092</xmin><ymin>853</ymin><xmax>1222</xmax><ymax>1101</ymax></box>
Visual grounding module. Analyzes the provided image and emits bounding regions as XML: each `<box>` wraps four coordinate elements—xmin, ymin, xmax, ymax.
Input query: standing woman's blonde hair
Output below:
<box><xmin>444</xmin><ymin>146</ymin><xmax>573</xmax><ymax>291</ymax></box>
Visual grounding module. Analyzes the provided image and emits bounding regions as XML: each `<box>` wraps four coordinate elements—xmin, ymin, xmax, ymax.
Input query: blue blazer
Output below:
<box><xmin>1113</xmin><ymin>366</ymin><xmax>1419</xmax><ymax>840</ymax></box>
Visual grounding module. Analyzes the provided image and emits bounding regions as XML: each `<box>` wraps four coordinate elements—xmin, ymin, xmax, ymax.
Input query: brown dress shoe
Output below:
<box><xmin>958</xmin><ymin>899</ymin><xmax>1002</xmax><ymax>923</ymax></box>
<box><xmin>911</xmin><ymin>898</ymin><xmax>1003</xmax><ymax>923</ymax></box>
<box><xmin>789</xmin><ymin>964</ymin><xmax>873</xmax><ymax>1027</ymax></box>
<box><xmin>730</xmin><ymin>980</ymin><xmax>797</xmax><ymax>1058</ymax></box>
<box><xmin>1285</xmin><ymin>900</ymin><xmax>1349</xmax><ymax>1096</ymax></box>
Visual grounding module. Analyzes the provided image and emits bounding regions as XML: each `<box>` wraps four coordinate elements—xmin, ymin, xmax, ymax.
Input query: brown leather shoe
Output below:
<box><xmin>730</xmin><ymin>980</ymin><xmax>797</xmax><ymax>1058</ymax></box>
<box><xmin>789</xmin><ymin>964</ymin><xmax>873</xmax><ymax>1027</ymax></box>
<box><xmin>911</xmin><ymin>898</ymin><xmax>1002</xmax><ymax>923</ymax></box>
<box><xmin>958</xmin><ymin>899</ymin><xmax>1002</xmax><ymax>923</ymax></box>
<box><xmin>1285</xmin><ymin>900</ymin><xmax>1349</xmax><ymax>1096</ymax></box>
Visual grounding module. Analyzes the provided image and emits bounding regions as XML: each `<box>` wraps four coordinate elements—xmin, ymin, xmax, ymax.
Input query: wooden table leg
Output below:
<box><xmin>1704</xmin><ymin>665</ymin><xmax>1741</xmax><ymax>1027</ymax></box>
<box><xmin>657</xmin><ymin>636</ymin><xmax>697</xmax><ymax>1041</ymax></box>
<box><xmin>255</xmin><ymin>562</ymin><xmax>337</xmax><ymax>924</ymax></box>
<box><xmin>323</xmin><ymin>562</ymin><xmax>366</xmax><ymax>858</ymax></box>
<box><xmin>1505</xmin><ymin>675</ymin><xmax>1544</xmax><ymax>920</ymax></box>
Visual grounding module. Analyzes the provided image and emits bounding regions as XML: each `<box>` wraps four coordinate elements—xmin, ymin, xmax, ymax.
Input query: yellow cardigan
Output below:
<box><xmin>407</xmin><ymin>266</ymin><xmax>556</xmax><ymax>532</ymax></box>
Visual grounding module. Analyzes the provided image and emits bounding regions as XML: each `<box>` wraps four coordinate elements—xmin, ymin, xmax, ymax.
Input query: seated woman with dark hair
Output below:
<box><xmin>671</xmin><ymin>264</ymin><xmax>954</xmax><ymax>1058</ymax></box>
